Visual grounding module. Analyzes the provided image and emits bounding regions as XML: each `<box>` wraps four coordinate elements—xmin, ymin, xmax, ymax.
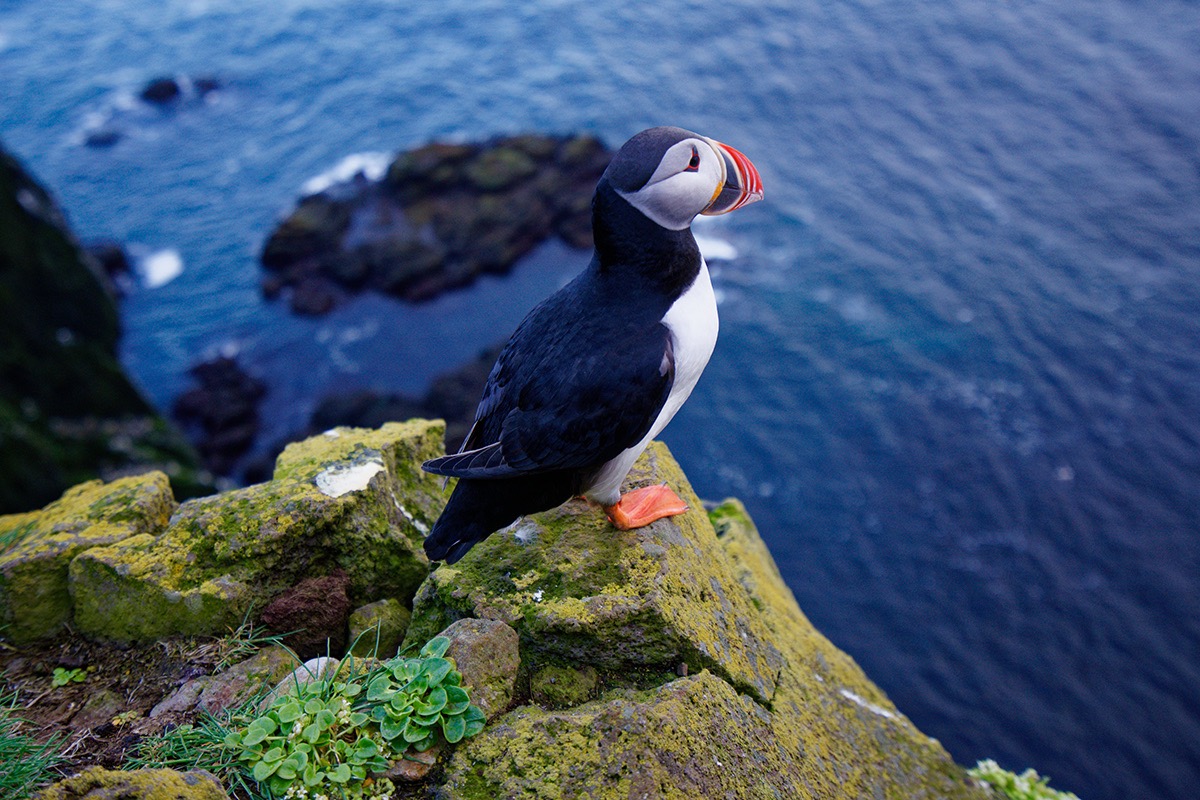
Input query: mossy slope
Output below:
<box><xmin>411</xmin><ymin>444</ymin><xmax>988</xmax><ymax>799</ymax></box>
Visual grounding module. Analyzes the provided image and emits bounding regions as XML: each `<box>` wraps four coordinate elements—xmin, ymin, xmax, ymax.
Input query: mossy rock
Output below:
<box><xmin>530</xmin><ymin>664</ymin><xmax>598</xmax><ymax>709</ymax></box>
<box><xmin>409</xmin><ymin>444</ymin><xmax>989</xmax><ymax>799</ymax></box>
<box><xmin>348</xmin><ymin>597</ymin><xmax>411</xmax><ymax>658</ymax></box>
<box><xmin>442</xmin><ymin>668</ymin><xmax>983</xmax><ymax>800</ymax></box>
<box><xmin>68</xmin><ymin>421</ymin><xmax>446</xmax><ymax>642</ymax></box>
<box><xmin>465</xmin><ymin>147</ymin><xmax>539</xmax><ymax>191</ymax></box>
<box><xmin>34</xmin><ymin>766</ymin><xmax>229</xmax><ymax>800</ymax></box>
<box><xmin>405</xmin><ymin>442</ymin><xmax>784</xmax><ymax>704</ymax></box>
<box><xmin>0</xmin><ymin>471</ymin><xmax>175</xmax><ymax>643</ymax></box>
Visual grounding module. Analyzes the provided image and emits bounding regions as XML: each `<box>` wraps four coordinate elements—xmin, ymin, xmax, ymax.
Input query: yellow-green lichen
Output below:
<box><xmin>417</xmin><ymin>443</ymin><xmax>988</xmax><ymax>799</ymax></box>
<box><xmin>34</xmin><ymin>766</ymin><xmax>228</xmax><ymax>800</ymax></box>
<box><xmin>0</xmin><ymin>471</ymin><xmax>175</xmax><ymax>643</ymax></box>
<box><xmin>406</xmin><ymin>443</ymin><xmax>784</xmax><ymax>704</ymax></box>
<box><xmin>64</xmin><ymin>422</ymin><xmax>448</xmax><ymax>641</ymax></box>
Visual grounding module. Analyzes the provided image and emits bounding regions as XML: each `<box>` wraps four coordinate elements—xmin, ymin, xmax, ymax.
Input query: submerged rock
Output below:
<box><xmin>172</xmin><ymin>355</ymin><xmax>266</xmax><ymax>478</ymax></box>
<box><xmin>259</xmin><ymin>133</ymin><xmax>610</xmax><ymax>312</ymax></box>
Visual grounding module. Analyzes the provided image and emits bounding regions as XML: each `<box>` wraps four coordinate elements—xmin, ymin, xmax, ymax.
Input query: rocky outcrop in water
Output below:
<box><xmin>1</xmin><ymin>421</ymin><xmax>989</xmax><ymax>799</ymax></box>
<box><xmin>0</xmin><ymin>142</ymin><xmax>210</xmax><ymax>514</ymax></box>
<box><xmin>260</xmin><ymin>133</ymin><xmax>610</xmax><ymax>313</ymax></box>
<box><xmin>171</xmin><ymin>355</ymin><xmax>266</xmax><ymax>477</ymax></box>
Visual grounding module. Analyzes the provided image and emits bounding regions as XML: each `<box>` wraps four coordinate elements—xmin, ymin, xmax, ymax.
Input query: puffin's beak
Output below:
<box><xmin>701</xmin><ymin>139</ymin><xmax>764</xmax><ymax>216</ymax></box>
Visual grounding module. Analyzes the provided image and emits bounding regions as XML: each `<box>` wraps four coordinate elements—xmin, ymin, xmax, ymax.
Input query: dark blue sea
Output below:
<box><xmin>3</xmin><ymin>2</ymin><xmax>1199</xmax><ymax>797</ymax></box>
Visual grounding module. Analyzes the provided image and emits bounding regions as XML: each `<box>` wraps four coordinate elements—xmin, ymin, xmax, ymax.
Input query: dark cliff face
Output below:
<box><xmin>0</xmin><ymin>143</ymin><xmax>209</xmax><ymax>513</ymax></box>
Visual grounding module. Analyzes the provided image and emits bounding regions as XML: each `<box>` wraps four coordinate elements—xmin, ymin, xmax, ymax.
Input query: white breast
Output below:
<box><xmin>584</xmin><ymin>259</ymin><xmax>719</xmax><ymax>506</ymax></box>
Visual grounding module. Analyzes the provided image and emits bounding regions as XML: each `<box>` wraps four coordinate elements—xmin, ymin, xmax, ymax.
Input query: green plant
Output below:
<box><xmin>0</xmin><ymin>691</ymin><xmax>66</xmax><ymax>799</ymax></box>
<box><xmin>364</xmin><ymin>637</ymin><xmax>486</xmax><ymax>750</ymax></box>
<box><xmin>969</xmin><ymin>759</ymin><xmax>1080</xmax><ymax>800</ymax></box>
<box><xmin>50</xmin><ymin>667</ymin><xmax>87</xmax><ymax>687</ymax></box>
<box><xmin>224</xmin><ymin>637</ymin><xmax>485</xmax><ymax>799</ymax></box>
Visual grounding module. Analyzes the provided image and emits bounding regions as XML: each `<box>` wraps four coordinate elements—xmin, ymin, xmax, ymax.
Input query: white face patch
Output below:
<box><xmin>616</xmin><ymin>138</ymin><xmax>726</xmax><ymax>230</ymax></box>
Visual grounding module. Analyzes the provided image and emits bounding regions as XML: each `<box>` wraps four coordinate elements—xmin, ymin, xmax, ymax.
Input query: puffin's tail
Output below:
<box><xmin>424</xmin><ymin>475</ymin><xmax>575</xmax><ymax>565</ymax></box>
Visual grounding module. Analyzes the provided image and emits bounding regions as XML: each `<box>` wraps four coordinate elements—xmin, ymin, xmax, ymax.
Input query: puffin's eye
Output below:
<box><xmin>684</xmin><ymin>146</ymin><xmax>700</xmax><ymax>172</ymax></box>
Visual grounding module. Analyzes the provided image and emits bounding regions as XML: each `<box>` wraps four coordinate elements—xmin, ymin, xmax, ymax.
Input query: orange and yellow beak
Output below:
<box><xmin>701</xmin><ymin>139</ymin><xmax>764</xmax><ymax>216</ymax></box>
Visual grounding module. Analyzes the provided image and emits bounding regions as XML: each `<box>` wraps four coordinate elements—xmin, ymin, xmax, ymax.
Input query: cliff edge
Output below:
<box><xmin>1</xmin><ymin>421</ymin><xmax>988</xmax><ymax>799</ymax></box>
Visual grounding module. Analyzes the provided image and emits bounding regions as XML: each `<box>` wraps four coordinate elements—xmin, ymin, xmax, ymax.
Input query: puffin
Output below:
<box><xmin>421</xmin><ymin>126</ymin><xmax>763</xmax><ymax>564</ymax></box>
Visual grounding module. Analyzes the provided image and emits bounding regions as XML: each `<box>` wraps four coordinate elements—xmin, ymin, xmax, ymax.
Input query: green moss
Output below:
<box><xmin>530</xmin><ymin>665</ymin><xmax>598</xmax><ymax>709</ymax></box>
<box><xmin>413</xmin><ymin>445</ymin><xmax>987</xmax><ymax>799</ymax></box>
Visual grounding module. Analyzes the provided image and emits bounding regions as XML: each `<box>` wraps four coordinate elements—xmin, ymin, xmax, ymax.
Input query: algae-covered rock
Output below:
<box><xmin>0</xmin><ymin>471</ymin><xmax>175</xmax><ymax>643</ymax></box>
<box><xmin>348</xmin><ymin>597</ymin><xmax>410</xmax><ymax>658</ymax></box>
<box><xmin>67</xmin><ymin>421</ymin><xmax>446</xmax><ymax>641</ymax></box>
<box><xmin>410</xmin><ymin>443</ymin><xmax>988</xmax><ymax>800</ymax></box>
<box><xmin>34</xmin><ymin>766</ymin><xmax>229</xmax><ymax>800</ymax></box>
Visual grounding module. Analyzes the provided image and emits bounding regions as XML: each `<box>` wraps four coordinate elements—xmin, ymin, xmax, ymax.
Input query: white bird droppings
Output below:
<box><xmin>838</xmin><ymin>688</ymin><xmax>898</xmax><ymax>720</ymax></box>
<box><xmin>315</xmin><ymin>460</ymin><xmax>384</xmax><ymax>497</ymax></box>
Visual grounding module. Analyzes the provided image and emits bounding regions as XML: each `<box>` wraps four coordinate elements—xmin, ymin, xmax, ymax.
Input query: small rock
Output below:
<box><xmin>150</xmin><ymin>676</ymin><xmax>210</xmax><ymax>718</ymax></box>
<box><xmin>380</xmin><ymin>743</ymin><xmax>441</xmax><ymax>782</ymax></box>
<box><xmin>70</xmin><ymin>687</ymin><xmax>126</xmax><ymax>731</ymax></box>
<box><xmin>348</xmin><ymin>598</ymin><xmax>411</xmax><ymax>658</ymax></box>
<box><xmin>196</xmin><ymin>645</ymin><xmax>296</xmax><ymax>715</ymax></box>
<box><xmin>530</xmin><ymin>664</ymin><xmax>598</xmax><ymax>709</ymax></box>
<box><xmin>260</xmin><ymin>571</ymin><xmax>353</xmax><ymax>658</ymax></box>
<box><xmin>438</xmin><ymin>618</ymin><xmax>519</xmax><ymax>720</ymax></box>
<box><xmin>34</xmin><ymin>766</ymin><xmax>229</xmax><ymax>800</ymax></box>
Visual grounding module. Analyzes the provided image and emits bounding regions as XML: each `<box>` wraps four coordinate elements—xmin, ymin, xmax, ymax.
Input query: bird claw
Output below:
<box><xmin>605</xmin><ymin>484</ymin><xmax>689</xmax><ymax>529</ymax></box>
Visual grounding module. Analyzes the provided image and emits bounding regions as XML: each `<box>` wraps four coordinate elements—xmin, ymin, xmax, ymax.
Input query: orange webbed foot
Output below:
<box><xmin>604</xmin><ymin>484</ymin><xmax>689</xmax><ymax>530</ymax></box>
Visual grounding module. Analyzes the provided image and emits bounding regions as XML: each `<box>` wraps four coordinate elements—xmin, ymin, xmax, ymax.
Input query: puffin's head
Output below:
<box><xmin>603</xmin><ymin>126</ymin><xmax>764</xmax><ymax>231</ymax></box>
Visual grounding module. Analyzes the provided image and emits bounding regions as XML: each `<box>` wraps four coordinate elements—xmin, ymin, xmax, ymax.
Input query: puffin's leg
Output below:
<box><xmin>604</xmin><ymin>484</ymin><xmax>689</xmax><ymax>530</ymax></box>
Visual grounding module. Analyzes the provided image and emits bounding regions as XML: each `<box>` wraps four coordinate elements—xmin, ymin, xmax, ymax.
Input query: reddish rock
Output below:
<box><xmin>260</xmin><ymin>571</ymin><xmax>353</xmax><ymax>658</ymax></box>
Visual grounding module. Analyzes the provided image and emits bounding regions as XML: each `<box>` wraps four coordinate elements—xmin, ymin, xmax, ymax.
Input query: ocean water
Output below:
<box><xmin>3</xmin><ymin>2</ymin><xmax>1199</xmax><ymax>797</ymax></box>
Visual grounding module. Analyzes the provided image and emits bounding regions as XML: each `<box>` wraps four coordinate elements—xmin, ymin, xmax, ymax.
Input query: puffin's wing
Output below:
<box><xmin>424</xmin><ymin>325</ymin><xmax>674</xmax><ymax>479</ymax></box>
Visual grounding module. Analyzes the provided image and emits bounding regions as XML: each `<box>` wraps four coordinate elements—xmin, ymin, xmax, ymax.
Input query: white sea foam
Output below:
<box><xmin>301</xmin><ymin>152</ymin><xmax>391</xmax><ymax>196</ymax></box>
<box><xmin>138</xmin><ymin>249</ymin><xmax>184</xmax><ymax>288</ymax></box>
